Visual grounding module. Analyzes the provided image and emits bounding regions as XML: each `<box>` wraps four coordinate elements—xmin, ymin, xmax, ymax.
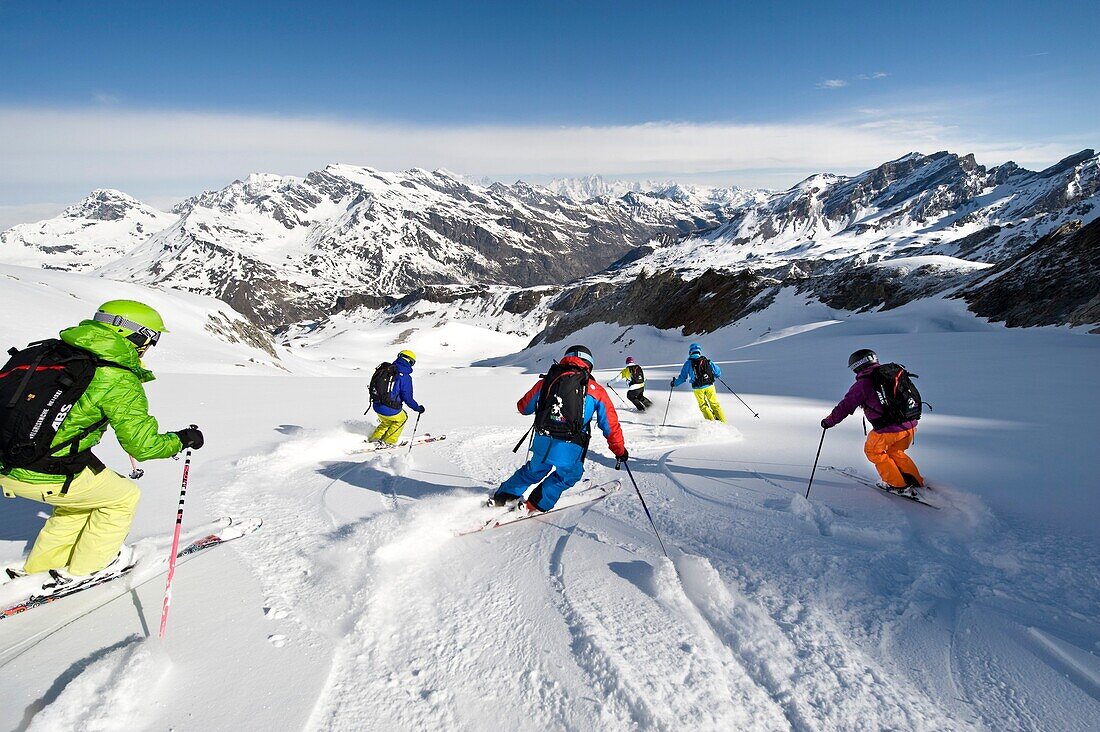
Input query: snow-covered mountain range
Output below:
<box><xmin>0</xmin><ymin>190</ymin><xmax>177</xmax><ymax>271</ymax></box>
<box><xmin>543</xmin><ymin>174</ymin><xmax>764</xmax><ymax>209</ymax></box>
<box><xmin>1</xmin><ymin>150</ymin><xmax>1097</xmax><ymax>336</ymax></box>
<box><xmin>622</xmin><ymin>149</ymin><xmax>1099</xmax><ymax>275</ymax></box>
<box><xmin>518</xmin><ymin>149</ymin><xmax>1099</xmax><ymax>340</ymax></box>
<box><xmin>2</xmin><ymin>166</ymin><xmax>751</xmax><ymax>326</ymax></box>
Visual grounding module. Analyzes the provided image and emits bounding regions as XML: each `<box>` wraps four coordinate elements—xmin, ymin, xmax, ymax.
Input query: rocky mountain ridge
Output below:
<box><xmin>4</xmin><ymin>166</ymin><xmax>752</xmax><ymax>326</ymax></box>
<box><xmin>0</xmin><ymin>189</ymin><xmax>177</xmax><ymax>272</ymax></box>
<box><xmin>327</xmin><ymin>149</ymin><xmax>1100</xmax><ymax>343</ymax></box>
<box><xmin>2</xmin><ymin>150</ymin><xmax>1096</xmax><ymax>338</ymax></box>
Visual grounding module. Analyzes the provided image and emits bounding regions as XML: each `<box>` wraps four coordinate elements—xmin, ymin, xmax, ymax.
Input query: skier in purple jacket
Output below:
<box><xmin>821</xmin><ymin>349</ymin><xmax>924</xmax><ymax>492</ymax></box>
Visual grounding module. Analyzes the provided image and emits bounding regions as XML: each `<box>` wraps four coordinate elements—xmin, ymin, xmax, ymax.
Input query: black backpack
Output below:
<box><xmin>627</xmin><ymin>364</ymin><xmax>644</xmax><ymax>385</ymax></box>
<box><xmin>869</xmin><ymin>363</ymin><xmax>922</xmax><ymax>428</ymax></box>
<box><xmin>690</xmin><ymin>357</ymin><xmax>715</xmax><ymax>387</ymax></box>
<box><xmin>368</xmin><ymin>362</ymin><xmax>403</xmax><ymax>411</ymax></box>
<box><xmin>0</xmin><ymin>339</ymin><xmax>108</xmax><ymax>487</ymax></box>
<box><xmin>533</xmin><ymin>362</ymin><xmax>592</xmax><ymax>447</ymax></box>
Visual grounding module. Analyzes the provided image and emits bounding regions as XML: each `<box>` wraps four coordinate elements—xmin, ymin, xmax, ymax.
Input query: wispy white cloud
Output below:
<box><xmin>0</xmin><ymin>105</ymin><xmax>1085</xmax><ymax>224</ymax></box>
<box><xmin>821</xmin><ymin>71</ymin><xmax>889</xmax><ymax>88</ymax></box>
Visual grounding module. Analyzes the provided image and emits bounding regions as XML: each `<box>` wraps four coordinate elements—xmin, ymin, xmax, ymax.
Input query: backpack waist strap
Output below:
<box><xmin>12</xmin><ymin>416</ymin><xmax>110</xmax><ymax>494</ymax></box>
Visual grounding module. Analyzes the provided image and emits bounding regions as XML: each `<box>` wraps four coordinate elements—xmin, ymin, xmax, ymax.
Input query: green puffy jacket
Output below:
<box><xmin>4</xmin><ymin>321</ymin><xmax>183</xmax><ymax>484</ymax></box>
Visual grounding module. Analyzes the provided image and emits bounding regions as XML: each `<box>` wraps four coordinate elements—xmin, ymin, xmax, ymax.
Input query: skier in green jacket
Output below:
<box><xmin>1</xmin><ymin>300</ymin><xmax>203</xmax><ymax>582</ymax></box>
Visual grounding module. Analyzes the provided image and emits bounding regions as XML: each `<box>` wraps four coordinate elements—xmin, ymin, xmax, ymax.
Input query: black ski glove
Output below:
<box><xmin>820</xmin><ymin>419</ymin><xmax>831</xmax><ymax>430</ymax></box>
<box><xmin>417</xmin><ymin>405</ymin><xmax>426</xmax><ymax>414</ymax></box>
<box><xmin>173</xmin><ymin>427</ymin><xmax>205</xmax><ymax>450</ymax></box>
<box><xmin>669</xmin><ymin>378</ymin><xmax>676</xmax><ymax>388</ymax></box>
<box><xmin>615</xmin><ymin>449</ymin><xmax>629</xmax><ymax>466</ymax></box>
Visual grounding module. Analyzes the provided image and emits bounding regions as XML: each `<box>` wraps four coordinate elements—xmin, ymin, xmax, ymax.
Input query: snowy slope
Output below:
<box><xmin>281</xmin><ymin>284</ymin><xmax>553</xmax><ymax>371</ymax></box>
<box><xmin>1</xmin><ymin>292</ymin><xmax>1097</xmax><ymax>731</ymax></box>
<box><xmin>0</xmin><ymin>263</ymin><xmax>298</xmax><ymax>375</ymax></box>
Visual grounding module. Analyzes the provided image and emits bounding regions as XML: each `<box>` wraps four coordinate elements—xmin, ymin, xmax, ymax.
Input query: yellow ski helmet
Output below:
<box><xmin>397</xmin><ymin>349</ymin><xmax>416</xmax><ymax>365</ymax></box>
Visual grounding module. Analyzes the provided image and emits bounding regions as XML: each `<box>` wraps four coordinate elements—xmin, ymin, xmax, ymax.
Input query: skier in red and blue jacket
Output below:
<box><xmin>491</xmin><ymin>344</ymin><xmax>627</xmax><ymax>512</ymax></box>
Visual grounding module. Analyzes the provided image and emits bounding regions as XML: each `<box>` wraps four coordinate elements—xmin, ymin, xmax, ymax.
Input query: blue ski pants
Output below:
<box><xmin>496</xmin><ymin>434</ymin><xmax>585</xmax><ymax>511</ymax></box>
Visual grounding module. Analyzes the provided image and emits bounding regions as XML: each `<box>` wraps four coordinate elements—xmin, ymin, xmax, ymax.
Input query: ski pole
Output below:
<box><xmin>128</xmin><ymin>455</ymin><xmax>144</xmax><ymax>480</ymax></box>
<box><xmin>805</xmin><ymin>426</ymin><xmax>827</xmax><ymax>499</ymax></box>
<box><xmin>605</xmin><ymin>382</ymin><xmax>628</xmax><ymax>407</ymax></box>
<box><xmin>407</xmin><ymin>410</ymin><xmax>422</xmax><ymax>455</ymax></box>
<box><xmin>661</xmin><ymin>387</ymin><xmax>674</xmax><ymax>427</ymax></box>
<box><xmin>620</xmin><ymin>460</ymin><xmax>668</xmax><ymax>558</ymax></box>
<box><xmin>717</xmin><ymin>376</ymin><xmax>760</xmax><ymax>419</ymax></box>
<box><xmin>512</xmin><ymin>424</ymin><xmax>534</xmax><ymax>453</ymax></box>
<box><xmin>159</xmin><ymin>425</ymin><xmax>196</xmax><ymax>639</ymax></box>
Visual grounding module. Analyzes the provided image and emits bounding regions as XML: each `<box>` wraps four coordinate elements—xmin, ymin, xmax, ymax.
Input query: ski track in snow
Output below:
<box><xmin>143</xmin><ymin>350</ymin><xmax>1095</xmax><ymax>732</ymax></box>
<box><xmin>23</xmin><ymin>636</ymin><xmax>169</xmax><ymax>732</ymax></box>
<box><xmin>9</xmin><ymin>408</ymin><xmax>1092</xmax><ymax>731</ymax></box>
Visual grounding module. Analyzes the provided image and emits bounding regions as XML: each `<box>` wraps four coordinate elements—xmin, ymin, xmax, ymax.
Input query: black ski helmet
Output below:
<box><xmin>848</xmin><ymin>349</ymin><xmax>878</xmax><ymax>372</ymax></box>
<box><xmin>564</xmin><ymin>344</ymin><xmax>594</xmax><ymax>368</ymax></box>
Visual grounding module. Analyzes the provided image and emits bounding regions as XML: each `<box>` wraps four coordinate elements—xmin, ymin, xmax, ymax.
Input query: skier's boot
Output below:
<box><xmin>488</xmin><ymin>492</ymin><xmax>521</xmax><ymax>508</ymax></box>
<box><xmin>524</xmin><ymin>499</ymin><xmax>545</xmax><ymax>514</ymax></box>
<box><xmin>902</xmin><ymin>472</ymin><xmax>923</xmax><ymax>489</ymax></box>
<box><xmin>44</xmin><ymin>544</ymin><xmax>136</xmax><ymax>590</ymax></box>
<box><xmin>883</xmin><ymin>482</ymin><xmax>919</xmax><ymax>498</ymax></box>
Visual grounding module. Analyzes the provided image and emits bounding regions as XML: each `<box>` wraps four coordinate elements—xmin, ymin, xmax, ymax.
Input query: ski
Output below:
<box><xmin>460</xmin><ymin>479</ymin><xmax>622</xmax><ymax>536</ymax></box>
<box><xmin>348</xmin><ymin>433</ymin><xmax>447</xmax><ymax>454</ymax></box>
<box><xmin>0</xmin><ymin>516</ymin><xmax>263</xmax><ymax>620</ymax></box>
<box><xmin>827</xmin><ymin>467</ymin><xmax>939</xmax><ymax>509</ymax></box>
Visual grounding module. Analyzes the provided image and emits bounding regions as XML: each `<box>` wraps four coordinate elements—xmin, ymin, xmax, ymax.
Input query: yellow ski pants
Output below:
<box><xmin>693</xmin><ymin>386</ymin><xmax>727</xmax><ymax>422</ymax></box>
<box><xmin>370</xmin><ymin>410</ymin><xmax>409</xmax><ymax>445</ymax></box>
<box><xmin>1</xmin><ymin>467</ymin><xmax>140</xmax><ymax>575</ymax></box>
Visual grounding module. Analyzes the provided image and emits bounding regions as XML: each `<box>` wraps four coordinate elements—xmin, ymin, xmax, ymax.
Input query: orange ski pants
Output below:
<box><xmin>864</xmin><ymin>428</ymin><xmax>924</xmax><ymax>489</ymax></box>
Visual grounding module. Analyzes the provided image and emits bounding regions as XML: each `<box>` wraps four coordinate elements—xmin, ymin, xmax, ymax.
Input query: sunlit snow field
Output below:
<box><xmin>1</xmin><ymin>267</ymin><xmax>1098</xmax><ymax>731</ymax></box>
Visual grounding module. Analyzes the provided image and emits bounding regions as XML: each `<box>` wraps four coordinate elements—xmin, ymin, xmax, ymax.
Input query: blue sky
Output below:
<box><xmin>0</xmin><ymin>0</ymin><xmax>1096</xmax><ymax>224</ymax></box>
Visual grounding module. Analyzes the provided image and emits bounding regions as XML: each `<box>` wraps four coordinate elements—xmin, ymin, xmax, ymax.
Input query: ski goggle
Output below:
<box><xmin>93</xmin><ymin>312</ymin><xmax>162</xmax><ymax>348</ymax></box>
<box><xmin>850</xmin><ymin>354</ymin><xmax>877</xmax><ymax>371</ymax></box>
<box><xmin>127</xmin><ymin>327</ymin><xmax>161</xmax><ymax>349</ymax></box>
<box><xmin>565</xmin><ymin>350</ymin><xmax>593</xmax><ymax>367</ymax></box>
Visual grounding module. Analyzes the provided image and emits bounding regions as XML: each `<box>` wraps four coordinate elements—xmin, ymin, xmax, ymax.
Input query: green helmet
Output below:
<box><xmin>93</xmin><ymin>299</ymin><xmax>168</xmax><ymax>348</ymax></box>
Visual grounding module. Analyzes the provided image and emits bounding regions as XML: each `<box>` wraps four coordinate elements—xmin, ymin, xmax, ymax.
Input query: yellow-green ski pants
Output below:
<box><xmin>693</xmin><ymin>386</ymin><xmax>727</xmax><ymax>422</ymax></box>
<box><xmin>1</xmin><ymin>467</ymin><xmax>140</xmax><ymax>575</ymax></box>
<box><xmin>370</xmin><ymin>410</ymin><xmax>409</xmax><ymax>445</ymax></box>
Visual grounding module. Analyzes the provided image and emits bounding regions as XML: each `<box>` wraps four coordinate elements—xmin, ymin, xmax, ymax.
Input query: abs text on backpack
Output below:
<box><xmin>0</xmin><ymin>339</ymin><xmax>109</xmax><ymax>484</ymax></box>
<box><xmin>870</xmin><ymin>363</ymin><xmax>922</xmax><ymax>428</ymax></box>
<box><xmin>533</xmin><ymin>362</ymin><xmax>591</xmax><ymax>447</ymax></box>
<box><xmin>368</xmin><ymin>362</ymin><xmax>403</xmax><ymax>411</ymax></box>
<box><xmin>691</xmin><ymin>357</ymin><xmax>716</xmax><ymax>387</ymax></box>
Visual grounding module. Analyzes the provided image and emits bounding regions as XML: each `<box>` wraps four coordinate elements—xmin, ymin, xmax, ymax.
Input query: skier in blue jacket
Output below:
<box><xmin>671</xmin><ymin>343</ymin><xmax>726</xmax><ymax>422</ymax></box>
<box><xmin>370</xmin><ymin>349</ymin><xmax>424</xmax><ymax>444</ymax></box>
